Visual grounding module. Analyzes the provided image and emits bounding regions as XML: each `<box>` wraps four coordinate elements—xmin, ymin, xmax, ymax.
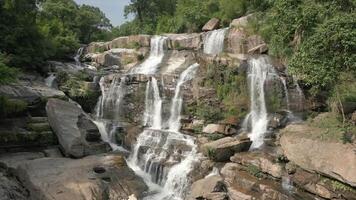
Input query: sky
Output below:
<box><xmin>74</xmin><ymin>0</ymin><xmax>133</xmax><ymax>26</ymax></box>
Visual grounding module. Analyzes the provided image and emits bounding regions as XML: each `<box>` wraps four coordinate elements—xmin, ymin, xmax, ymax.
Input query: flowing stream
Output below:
<box><xmin>203</xmin><ymin>28</ymin><xmax>228</xmax><ymax>55</ymax></box>
<box><xmin>127</xmin><ymin>63</ymin><xmax>200</xmax><ymax>200</ymax></box>
<box><xmin>244</xmin><ymin>56</ymin><xmax>278</xmax><ymax>148</ymax></box>
<box><xmin>130</xmin><ymin>36</ymin><xmax>168</xmax><ymax>75</ymax></box>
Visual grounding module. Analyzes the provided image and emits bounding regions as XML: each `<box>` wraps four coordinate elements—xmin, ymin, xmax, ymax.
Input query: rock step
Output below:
<box><xmin>26</xmin><ymin>122</ymin><xmax>51</xmax><ymax>132</ymax></box>
<box><xmin>28</xmin><ymin>117</ymin><xmax>48</xmax><ymax>123</ymax></box>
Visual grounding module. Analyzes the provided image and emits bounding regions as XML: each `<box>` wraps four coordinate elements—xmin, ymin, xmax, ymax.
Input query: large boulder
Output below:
<box><xmin>165</xmin><ymin>33</ymin><xmax>202</xmax><ymax>50</ymax></box>
<box><xmin>226</xmin><ymin>28</ymin><xmax>247</xmax><ymax>54</ymax></box>
<box><xmin>85</xmin><ymin>42</ymin><xmax>110</xmax><ymax>54</ymax></box>
<box><xmin>16</xmin><ymin>153</ymin><xmax>148</xmax><ymax>200</ymax></box>
<box><xmin>109</xmin><ymin>35</ymin><xmax>151</xmax><ymax>49</ymax></box>
<box><xmin>230</xmin><ymin>14</ymin><xmax>253</xmax><ymax>29</ymax></box>
<box><xmin>202</xmin><ymin>135</ymin><xmax>252</xmax><ymax>162</ymax></box>
<box><xmin>46</xmin><ymin>99</ymin><xmax>110</xmax><ymax>158</ymax></box>
<box><xmin>0</xmin><ymin>170</ymin><xmax>28</xmax><ymax>200</ymax></box>
<box><xmin>0</xmin><ymin>83</ymin><xmax>65</xmax><ymax>106</ymax></box>
<box><xmin>230</xmin><ymin>151</ymin><xmax>284</xmax><ymax>178</ymax></box>
<box><xmin>202</xmin><ymin>18</ymin><xmax>221</xmax><ymax>31</ymax></box>
<box><xmin>203</xmin><ymin>124</ymin><xmax>226</xmax><ymax>134</ymax></box>
<box><xmin>280</xmin><ymin>124</ymin><xmax>356</xmax><ymax>187</ymax></box>
<box><xmin>188</xmin><ymin>175</ymin><xmax>228</xmax><ymax>200</ymax></box>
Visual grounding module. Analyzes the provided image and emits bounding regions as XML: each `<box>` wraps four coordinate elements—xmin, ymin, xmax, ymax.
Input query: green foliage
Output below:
<box><xmin>246</xmin><ymin>164</ymin><xmax>263</xmax><ymax>178</ymax></box>
<box><xmin>206</xmin><ymin>147</ymin><xmax>216</xmax><ymax>160</ymax></box>
<box><xmin>119</xmin><ymin>0</ymin><xmax>269</xmax><ymax>35</ymax></box>
<box><xmin>258</xmin><ymin>0</ymin><xmax>356</xmax><ymax>95</ymax></box>
<box><xmin>193</xmin><ymin>103</ymin><xmax>223</xmax><ymax>123</ymax></box>
<box><xmin>0</xmin><ymin>96</ymin><xmax>27</xmax><ymax>118</ymax></box>
<box><xmin>321</xmin><ymin>177</ymin><xmax>356</xmax><ymax>193</ymax></box>
<box><xmin>0</xmin><ymin>54</ymin><xmax>18</xmax><ymax>85</ymax></box>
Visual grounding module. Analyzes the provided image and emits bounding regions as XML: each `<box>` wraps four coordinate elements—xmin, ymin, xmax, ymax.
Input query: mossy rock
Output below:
<box><xmin>27</xmin><ymin>122</ymin><xmax>51</xmax><ymax>132</ymax></box>
<box><xmin>0</xmin><ymin>130</ymin><xmax>57</xmax><ymax>147</ymax></box>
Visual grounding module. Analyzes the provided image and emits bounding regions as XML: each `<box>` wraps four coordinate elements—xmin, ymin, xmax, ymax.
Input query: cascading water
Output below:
<box><xmin>280</xmin><ymin>77</ymin><xmax>290</xmax><ymax>110</ymax></box>
<box><xmin>94</xmin><ymin>76</ymin><xmax>128</xmax><ymax>151</ymax></box>
<box><xmin>142</xmin><ymin>77</ymin><xmax>163</xmax><ymax>129</ymax></box>
<box><xmin>128</xmin><ymin>64</ymin><xmax>200</xmax><ymax>200</ymax></box>
<box><xmin>244</xmin><ymin>56</ymin><xmax>278</xmax><ymax>149</ymax></box>
<box><xmin>45</xmin><ymin>74</ymin><xmax>57</xmax><ymax>88</ymax></box>
<box><xmin>130</xmin><ymin>36</ymin><xmax>167</xmax><ymax>75</ymax></box>
<box><xmin>168</xmin><ymin>63</ymin><xmax>199</xmax><ymax>132</ymax></box>
<box><xmin>74</xmin><ymin>47</ymin><xmax>84</xmax><ymax>66</ymax></box>
<box><xmin>203</xmin><ymin>28</ymin><xmax>228</xmax><ymax>55</ymax></box>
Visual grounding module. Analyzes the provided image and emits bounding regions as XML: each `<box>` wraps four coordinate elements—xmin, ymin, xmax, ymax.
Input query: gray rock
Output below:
<box><xmin>188</xmin><ymin>175</ymin><xmax>228</xmax><ymax>200</ymax></box>
<box><xmin>16</xmin><ymin>153</ymin><xmax>148</xmax><ymax>200</ymax></box>
<box><xmin>202</xmin><ymin>135</ymin><xmax>252</xmax><ymax>162</ymax></box>
<box><xmin>280</xmin><ymin>124</ymin><xmax>356</xmax><ymax>187</ymax></box>
<box><xmin>202</xmin><ymin>18</ymin><xmax>221</xmax><ymax>31</ymax></box>
<box><xmin>165</xmin><ymin>33</ymin><xmax>202</xmax><ymax>50</ymax></box>
<box><xmin>46</xmin><ymin>99</ymin><xmax>110</xmax><ymax>158</ymax></box>
<box><xmin>0</xmin><ymin>152</ymin><xmax>45</xmax><ymax>170</ymax></box>
<box><xmin>0</xmin><ymin>170</ymin><xmax>28</xmax><ymax>200</ymax></box>
<box><xmin>0</xmin><ymin>82</ymin><xmax>66</xmax><ymax>106</ymax></box>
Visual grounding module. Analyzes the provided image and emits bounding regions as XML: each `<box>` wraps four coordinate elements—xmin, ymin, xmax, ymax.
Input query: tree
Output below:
<box><xmin>76</xmin><ymin>5</ymin><xmax>112</xmax><ymax>43</ymax></box>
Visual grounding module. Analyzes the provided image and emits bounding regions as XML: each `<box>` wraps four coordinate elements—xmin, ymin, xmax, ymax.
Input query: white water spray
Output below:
<box><xmin>130</xmin><ymin>36</ymin><xmax>167</xmax><ymax>75</ymax></box>
<box><xmin>143</xmin><ymin>77</ymin><xmax>163</xmax><ymax>129</ymax></box>
<box><xmin>203</xmin><ymin>28</ymin><xmax>228</xmax><ymax>55</ymax></box>
<box><xmin>245</xmin><ymin>56</ymin><xmax>277</xmax><ymax>148</ymax></box>
<box><xmin>168</xmin><ymin>63</ymin><xmax>199</xmax><ymax>132</ymax></box>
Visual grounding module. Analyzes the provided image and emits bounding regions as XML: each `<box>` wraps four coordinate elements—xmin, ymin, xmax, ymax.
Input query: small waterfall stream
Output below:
<box><xmin>244</xmin><ymin>56</ymin><xmax>279</xmax><ymax>149</ymax></box>
<box><xmin>168</xmin><ymin>63</ymin><xmax>199</xmax><ymax>132</ymax></box>
<box><xmin>130</xmin><ymin>36</ymin><xmax>168</xmax><ymax>75</ymax></box>
<box><xmin>74</xmin><ymin>47</ymin><xmax>84</xmax><ymax>66</ymax></box>
<box><xmin>203</xmin><ymin>28</ymin><xmax>228</xmax><ymax>55</ymax></box>
<box><xmin>128</xmin><ymin>63</ymin><xmax>200</xmax><ymax>200</ymax></box>
<box><xmin>45</xmin><ymin>74</ymin><xmax>57</xmax><ymax>88</ymax></box>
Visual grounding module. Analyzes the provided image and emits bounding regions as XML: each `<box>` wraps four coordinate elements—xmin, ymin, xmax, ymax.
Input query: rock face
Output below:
<box><xmin>165</xmin><ymin>33</ymin><xmax>202</xmax><ymax>50</ymax></box>
<box><xmin>230</xmin><ymin>14</ymin><xmax>253</xmax><ymax>29</ymax></box>
<box><xmin>46</xmin><ymin>99</ymin><xmax>110</xmax><ymax>158</ymax></box>
<box><xmin>0</xmin><ymin>170</ymin><xmax>28</xmax><ymax>200</ymax></box>
<box><xmin>109</xmin><ymin>35</ymin><xmax>151</xmax><ymax>49</ymax></box>
<box><xmin>226</xmin><ymin>28</ymin><xmax>247</xmax><ymax>54</ymax></box>
<box><xmin>16</xmin><ymin>153</ymin><xmax>148</xmax><ymax>200</ymax></box>
<box><xmin>203</xmin><ymin>124</ymin><xmax>226</xmax><ymax>134</ymax></box>
<box><xmin>188</xmin><ymin>175</ymin><xmax>228</xmax><ymax>200</ymax></box>
<box><xmin>202</xmin><ymin>135</ymin><xmax>252</xmax><ymax>162</ymax></box>
<box><xmin>230</xmin><ymin>151</ymin><xmax>284</xmax><ymax>178</ymax></box>
<box><xmin>202</xmin><ymin>18</ymin><xmax>221</xmax><ymax>31</ymax></box>
<box><xmin>0</xmin><ymin>83</ymin><xmax>65</xmax><ymax>105</ymax></box>
<box><xmin>280</xmin><ymin>124</ymin><xmax>356</xmax><ymax>187</ymax></box>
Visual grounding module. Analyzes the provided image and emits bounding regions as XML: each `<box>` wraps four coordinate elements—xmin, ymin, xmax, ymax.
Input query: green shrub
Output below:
<box><xmin>0</xmin><ymin>54</ymin><xmax>18</xmax><ymax>85</ymax></box>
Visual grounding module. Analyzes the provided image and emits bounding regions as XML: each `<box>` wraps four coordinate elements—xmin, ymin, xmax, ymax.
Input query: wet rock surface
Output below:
<box><xmin>15</xmin><ymin>153</ymin><xmax>148</xmax><ymax>200</ymax></box>
<box><xmin>46</xmin><ymin>98</ymin><xmax>110</xmax><ymax>158</ymax></box>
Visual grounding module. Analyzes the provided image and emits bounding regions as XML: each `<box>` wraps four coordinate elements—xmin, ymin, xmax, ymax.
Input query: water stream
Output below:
<box><xmin>130</xmin><ymin>36</ymin><xmax>168</xmax><ymax>75</ymax></box>
<box><xmin>244</xmin><ymin>56</ymin><xmax>278</xmax><ymax>149</ymax></box>
<box><xmin>203</xmin><ymin>28</ymin><xmax>228</xmax><ymax>55</ymax></box>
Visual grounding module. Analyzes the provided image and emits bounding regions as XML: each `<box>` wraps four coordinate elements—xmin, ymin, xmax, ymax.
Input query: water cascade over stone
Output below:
<box><xmin>45</xmin><ymin>74</ymin><xmax>57</xmax><ymax>88</ymax></box>
<box><xmin>74</xmin><ymin>47</ymin><xmax>84</xmax><ymax>66</ymax></box>
<box><xmin>94</xmin><ymin>76</ymin><xmax>128</xmax><ymax>151</ymax></box>
<box><xmin>244</xmin><ymin>56</ymin><xmax>279</xmax><ymax>149</ymax></box>
<box><xmin>280</xmin><ymin>76</ymin><xmax>290</xmax><ymax>110</ymax></box>
<box><xmin>203</xmin><ymin>28</ymin><xmax>228</xmax><ymax>55</ymax></box>
<box><xmin>130</xmin><ymin>36</ymin><xmax>168</xmax><ymax>75</ymax></box>
<box><xmin>128</xmin><ymin>63</ymin><xmax>200</xmax><ymax>200</ymax></box>
<box><xmin>143</xmin><ymin>77</ymin><xmax>163</xmax><ymax>129</ymax></box>
<box><xmin>168</xmin><ymin>63</ymin><xmax>199</xmax><ymax>132</ymax></box>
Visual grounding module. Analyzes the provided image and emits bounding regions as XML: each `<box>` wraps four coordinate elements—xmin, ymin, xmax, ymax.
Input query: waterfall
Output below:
<box><xmin>130</xmin><ymin>36</ymin><xmax>167</xmax><ymax>75</ymax></box>
<box><xmin>45</xmin><ymin>74</ymin><xmax>57</xmax><ymax>88</ymax></box>
<box><xmin>143</xmin><ymin>77</ymin><xmax>163</xmax><ymax>129</ymax></box>
<box><xmin>245</xmin><ymin>56</ymin><xmax>277</xmax><ymax>149</ymax></box>
<box><xmin>168</xmin><ymin>63</ymin><xmax>199</xmax><ymax>132</ymax></box>
<box><xmin>94</xmin><ymin>76</ymin><xmax>128</xmax><ymax>151</ymax></box>
<box><xmin>203</xmin><ymin>28</ymin><xmax>228</xmax><ymax>55</ymax></box>
<box><xmin>128</xmin><ymin>65</ymin><xmax>200</xmax><ymax>200</ymax></box>
<box><xmin>74</xmin><ymin>47</ymin><xmax>84</xmax><ymax>66</ymax></box>
<box><xmin>280</xmin><ymin>77</ymin><xmax>290</xmax><ymax>110</ymax></box>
